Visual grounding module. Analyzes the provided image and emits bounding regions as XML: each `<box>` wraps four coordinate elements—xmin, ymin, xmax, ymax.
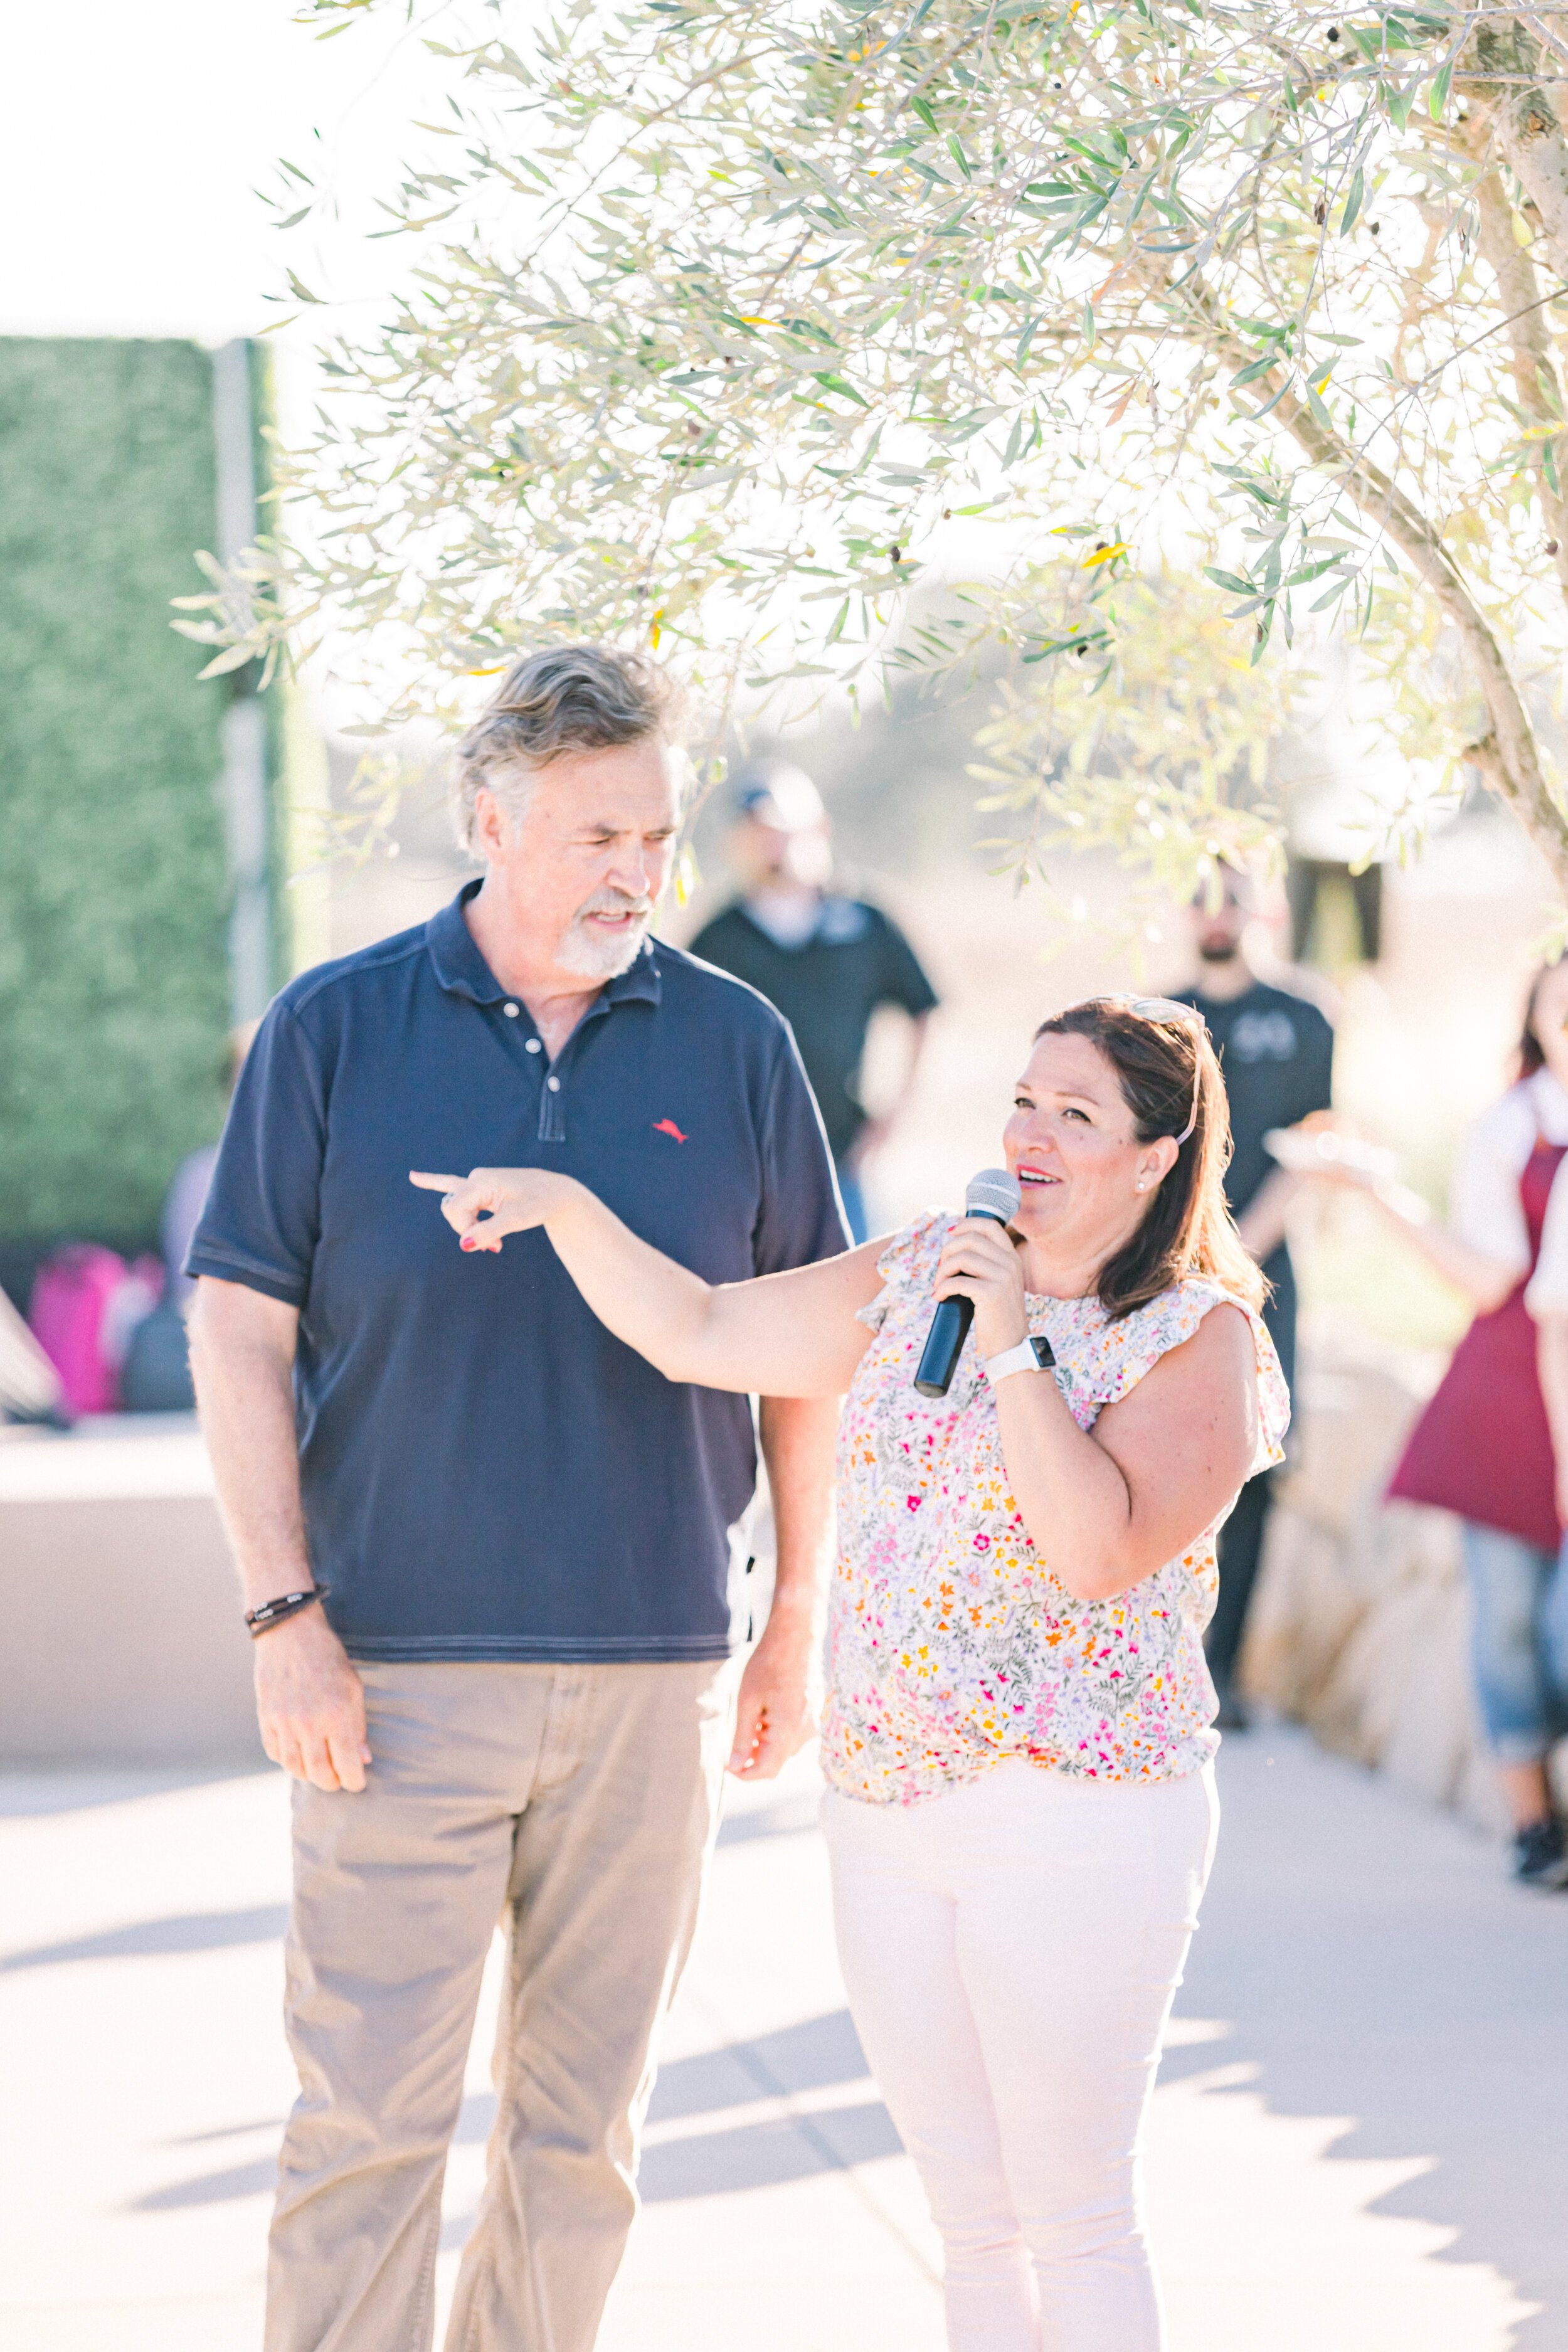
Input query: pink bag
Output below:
<box><xmin>28</xmin><ymin>1245</ymin><xmax>161</xmax><ymax>1416</ymax></box>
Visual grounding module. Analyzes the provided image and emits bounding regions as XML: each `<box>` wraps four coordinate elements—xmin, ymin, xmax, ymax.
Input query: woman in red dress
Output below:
<box><xmin>1327</xmin><ymin>960</ymin><xmax>1568</xmax><ymax>1886</ymax></box>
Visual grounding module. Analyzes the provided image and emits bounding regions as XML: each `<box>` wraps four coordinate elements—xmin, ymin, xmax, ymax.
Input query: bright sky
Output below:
<box><xmin>0</xmin><ymin>2</ymin><xmax>471</xmax><ymax>724</ymax></box>
<box><xmin>0</xmin><ymin>1</ymin><xmax>447</xmax><ymax>349</ymax></box>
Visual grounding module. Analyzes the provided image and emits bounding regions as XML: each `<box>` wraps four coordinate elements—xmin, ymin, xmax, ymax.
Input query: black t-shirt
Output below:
<box><xmin>1176</xmin><ymin>977</ymin><xmax>1333</xmax><ymax>1395</ymax></box>
<box><xmin>689</xmin><ymin>897</ymin><xmax>939</xmax><ymax>1159</ymax></box>
<box><xmin>1180</xmin><ymin>978</ymin><xmax>1335</xmax><ymax>1219</ymax></box>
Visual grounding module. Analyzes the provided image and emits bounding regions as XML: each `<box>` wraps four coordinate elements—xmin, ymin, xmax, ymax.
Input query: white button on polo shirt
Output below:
<box><xmin>546</xmin><ymin>1076</ymin><xmax>561</xmax><ymax>1092</ymax></box>
<box><xmin>503</xmin><ymin>1002</ymin><xmax>520</xmax><ymax>1018</ymax></box>
<box><xmin>525</xmin><ymin>1038</ymin><xmax>542</xmax><ymax>1054</ymax></box>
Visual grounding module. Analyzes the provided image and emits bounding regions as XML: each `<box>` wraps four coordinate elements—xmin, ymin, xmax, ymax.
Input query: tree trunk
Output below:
<box><xmin>1158</xmin><ymin>265</ymin><xmax>1568</xmax><ymax>888</ymax></box>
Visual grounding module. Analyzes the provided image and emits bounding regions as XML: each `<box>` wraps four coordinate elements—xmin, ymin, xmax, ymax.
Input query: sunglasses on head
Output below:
<box><xmin>1074</xmin><ymin>994</ymin><xmax>1205</xmax><ymax>1145</ymax></box>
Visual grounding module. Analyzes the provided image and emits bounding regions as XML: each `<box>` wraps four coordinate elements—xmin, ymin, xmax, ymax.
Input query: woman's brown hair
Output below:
<box><xmin>1033</xmin><ymin>999</ymin><xmax>1265</xmax><ymax>1319</ymax></box>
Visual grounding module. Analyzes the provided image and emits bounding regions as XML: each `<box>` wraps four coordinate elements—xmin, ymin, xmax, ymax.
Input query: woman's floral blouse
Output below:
<box><xmin>820</xmin><ymin>1210</ymin><xmax>1290</xmax><ymax>1806</ymax></box>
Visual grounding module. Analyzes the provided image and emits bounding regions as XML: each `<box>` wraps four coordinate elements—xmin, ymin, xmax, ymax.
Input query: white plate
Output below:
<box><xmin>1263</xmin><ymin>1125</ymin><xmax>1396</xmax><ymax>1182</ymax></box>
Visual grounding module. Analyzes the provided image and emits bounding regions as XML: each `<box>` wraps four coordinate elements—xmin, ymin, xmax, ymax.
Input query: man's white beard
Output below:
<box><xmin>556</xmin><ymin>898</ymin><xmax>654</xmax><ymax>980</ymax></box>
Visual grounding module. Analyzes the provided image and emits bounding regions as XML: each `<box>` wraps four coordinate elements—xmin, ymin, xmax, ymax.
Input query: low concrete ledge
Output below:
<box><xmin>0</xmin><ymin>1416</ymin><xmax>260</xmax><ymax>1767</ymax></box>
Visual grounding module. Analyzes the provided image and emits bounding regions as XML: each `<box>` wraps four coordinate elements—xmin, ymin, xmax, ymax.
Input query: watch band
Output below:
<box><xmin>983</xmin><ymin>1336</ymin><xmax>1051</xmax><ymax>1385</ymax></box>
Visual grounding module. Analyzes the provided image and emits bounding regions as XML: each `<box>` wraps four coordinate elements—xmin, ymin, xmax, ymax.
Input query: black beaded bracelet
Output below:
<box><xmin>245</xmin><ymin>1586</ymin><xmax>328</xmax><ymax>1639</ymax></box>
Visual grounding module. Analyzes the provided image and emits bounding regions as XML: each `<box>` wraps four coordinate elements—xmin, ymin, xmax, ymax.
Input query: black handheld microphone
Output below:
<box><xmin>913</xmin><ymin>1168</ymin><xmax>1024</xmax><ymax>1398</ymax></box>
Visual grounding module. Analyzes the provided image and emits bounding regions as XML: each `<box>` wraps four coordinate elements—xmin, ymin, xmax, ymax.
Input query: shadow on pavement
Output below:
<box><xmin>640</xmin><ymin>2100</ymin><xmax>901</xmax><ymax>2200</ymax></box>
<box><xmin>440</xmin><ymin>2008</ymin><xmax>899</xmax><ymax>2232</ymax></box>
<box><xmin>2</xmin><ymin>1903</ymin><xmax>288</xmax><ymax>1973</ymax></box>
<box><xmin>130</xmin><ymin>2006</ymin><xmax>890</xmax><ymax>2216</ymax></box>
<box><xmin>1173</xmin><ymin>1727</ymin><xmax>1568</xmax><ymax>2348</ymax></box>
<box><xmin>0</xmin><ymin>1766</ymin><xmax>269</xmax><ymax>1817</ymax></box>
<box><xmin>648</xmin><ymin>2007</ymin><xmax>870</xmax><ymax>2121</ymax></box>
<box><xmin>716</xmin><ymin>1791</ymin><xmax>823</xmax><ymax>1846</ymax></box>
<box><xmin>137</xmin><ymin>2154</ymin><xmax>279</xmax><ymax>2211</ymax></box>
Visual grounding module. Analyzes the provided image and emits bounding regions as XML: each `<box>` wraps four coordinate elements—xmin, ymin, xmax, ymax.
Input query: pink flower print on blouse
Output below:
<box><xmin>819</xmin><ymin>1209</ymin><xmax>1289</xmax><ymax>1807</ymax></box>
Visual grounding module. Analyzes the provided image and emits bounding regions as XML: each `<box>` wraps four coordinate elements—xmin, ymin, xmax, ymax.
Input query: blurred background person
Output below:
<box><xmin>119</xmin><ymin>1021</ymin><xmax>260</xmax><ymax>1414</ymax></box>
<box><xmin>689</xmin><ymin>763</ymin><xmax>938</xmax><ymax>1242</ymax></box>
<box><xmin>1177</xmin><ymin>862</ymin><xmax>1335</xmax><ymax>1728</ymax></box>
<box><xmin>1316</xmin><ymin>959</ymin><xmax>1568</xmax><ymax>1887</ymax></box>
<box><xmin>159</xmin><ymin>1022</ymin><xmax>260</xmax><ymax>1310</ymax></box>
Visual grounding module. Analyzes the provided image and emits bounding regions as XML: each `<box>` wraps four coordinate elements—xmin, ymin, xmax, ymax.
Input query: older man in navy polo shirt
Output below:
<box><xmin>186</xmin><ymin>647</ymin><xmax>845</xmax><ymax>2352</ymax></box>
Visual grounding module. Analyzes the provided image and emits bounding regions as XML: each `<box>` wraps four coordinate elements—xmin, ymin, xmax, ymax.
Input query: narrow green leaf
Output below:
<box><xmin>911</xmin><ymin>97</ymin><xmax>938</xmax><ymax>132</ymax></box>
<box><xmin>1340</xmin><ymin>166</ymin><xmax>1364</xmax><ymax>238</ymax></box>
<box><xmin>812</xmin><ymin>371</ymin><xmax>869</xmax><ymax>408</ymax></box>
<box><xmin>1282</xmin><ymin>555</ymin><xmax>1345</xmax><ymax>587</ymax></box>
<box><xmin>198</xmin><ymin>643</ymin><xmax>259</xmax><ymax>679</ymax></box>
<box><xmin>1249</xmin><ymin>603</ymin><xmax>1276</xmax><ymax>665</ymax></box>
<box><xmin>1429</xmin><ymin>55</ymin><xmax>1453</xmax><ymax>119</ymax></box>
<box><xmin>1246</xmin><ymin>377</ymin><xmax>1296</xmax><ymax>422</ymax></box>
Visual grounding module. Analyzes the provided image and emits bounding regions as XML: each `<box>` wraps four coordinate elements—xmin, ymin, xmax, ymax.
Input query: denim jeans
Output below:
<box><xmin>1460</xmin><ymin>1521</ymin><xmax>1568</xmax><ymax>1765</ymax></box>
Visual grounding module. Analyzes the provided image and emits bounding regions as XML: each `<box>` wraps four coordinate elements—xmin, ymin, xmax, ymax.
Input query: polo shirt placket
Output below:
<box><xmin>438</xmin><ymin>916</ymin><xmax>663</xmax><ymax>1147</ymax></box>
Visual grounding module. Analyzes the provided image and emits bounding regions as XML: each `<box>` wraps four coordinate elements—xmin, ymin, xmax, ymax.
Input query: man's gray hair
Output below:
<box><xmin>452</xmin><ymin>644</ymin><xmax>685</xmax><ymax>854</ymax></box>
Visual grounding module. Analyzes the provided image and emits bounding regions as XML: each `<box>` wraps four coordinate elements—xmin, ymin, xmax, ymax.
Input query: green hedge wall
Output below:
<box><xmin>0</xmin><ymin>339</ymin><xmax>240</xmax><ymax>1261</ymax></box>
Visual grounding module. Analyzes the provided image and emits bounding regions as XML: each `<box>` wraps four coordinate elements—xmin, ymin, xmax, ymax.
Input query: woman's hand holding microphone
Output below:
<box><xmin>934</xmin><ymin>1215</ymin><xmax>1029</xmax><ymax>1360</ymax></box>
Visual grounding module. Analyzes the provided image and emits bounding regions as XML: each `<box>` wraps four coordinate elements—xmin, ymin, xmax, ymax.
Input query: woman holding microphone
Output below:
<box><xmin>413</xmin><ymin>995</ymin><xmax>1286</xmax><ymax>2351</ymax></box>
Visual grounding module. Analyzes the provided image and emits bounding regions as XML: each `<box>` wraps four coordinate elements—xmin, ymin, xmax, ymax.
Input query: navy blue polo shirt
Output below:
<box><xmin>187</xmin><ymin>883</ymin><xmax>847</xmax><ymax>1662</ymax></box>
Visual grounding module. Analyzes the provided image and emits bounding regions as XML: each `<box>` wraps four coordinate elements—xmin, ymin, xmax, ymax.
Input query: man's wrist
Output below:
<box><xmin>246</xmin><ymin>1586</ymin><xmax>328</xmax><ymax>1640</ymax></box>
<box><xmin>240</xmin><ymin>1565</ymin><xmax>316</xmax><ymax>1614</ymax></box>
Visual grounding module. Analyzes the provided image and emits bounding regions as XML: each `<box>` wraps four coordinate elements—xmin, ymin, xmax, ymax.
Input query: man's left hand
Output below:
<box><xmin>728</xmin><ymin>1626</ymin><xmax>816</xmax><ymax>1779</ymax></box>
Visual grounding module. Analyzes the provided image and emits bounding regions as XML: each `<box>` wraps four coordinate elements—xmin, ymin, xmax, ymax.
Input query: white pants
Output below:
<box><xmin>823</xmin><ymin>1761</ymin><xmax>1219</xmax><ymax>2352</ymax></box>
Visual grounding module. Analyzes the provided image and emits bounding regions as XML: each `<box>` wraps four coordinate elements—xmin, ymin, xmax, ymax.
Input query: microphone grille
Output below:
<box><xmin>965</xmin><ymin>1167</ymin><xmax>1022</xmax><ymax>1222</ymax></box>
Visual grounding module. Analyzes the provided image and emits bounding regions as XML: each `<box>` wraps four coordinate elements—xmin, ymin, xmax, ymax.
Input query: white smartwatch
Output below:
<box><xmin>983</xmin><ymin>1336</ymin><xmax>1053</xmax><ymax>1385</ymax></box>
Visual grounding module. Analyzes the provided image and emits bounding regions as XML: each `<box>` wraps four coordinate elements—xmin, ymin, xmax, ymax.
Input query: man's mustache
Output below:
<box><xmin>573</xmin><ymin>893</ymin><xmax>654</xmax><ymax>922</ymax></box>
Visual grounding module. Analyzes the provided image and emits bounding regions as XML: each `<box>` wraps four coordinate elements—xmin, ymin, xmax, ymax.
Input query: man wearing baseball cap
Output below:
<box><xmin>689</xmin><ymin>764</ymin><xmax>939</xmax><ymax>1241</ymax></box>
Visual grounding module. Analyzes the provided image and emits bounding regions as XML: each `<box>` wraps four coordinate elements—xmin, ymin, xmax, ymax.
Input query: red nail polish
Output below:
<box><xmin>460</xmin><ymin>1235</ymin><xmax>476</xmax><ymax>1251</ymax></box>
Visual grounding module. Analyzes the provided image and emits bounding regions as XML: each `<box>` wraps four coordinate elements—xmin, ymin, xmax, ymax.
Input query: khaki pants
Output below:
<box><xmin>265</xmin><ymin>1658</ymin><xmax>737</xmax><ymax>2352</ymax></box>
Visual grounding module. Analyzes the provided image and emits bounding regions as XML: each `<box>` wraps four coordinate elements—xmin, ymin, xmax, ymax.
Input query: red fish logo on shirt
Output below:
<box><xmin>652</xmin><ymin>1118</ymin><xmax>688</xmax><ymax>1143</ymax></box>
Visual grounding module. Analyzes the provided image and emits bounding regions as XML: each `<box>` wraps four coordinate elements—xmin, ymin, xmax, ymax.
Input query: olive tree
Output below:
<box><xmin>183</xmin><ymin>1</ymin><xmax>1568</xmax><ymax>896</ymax></box>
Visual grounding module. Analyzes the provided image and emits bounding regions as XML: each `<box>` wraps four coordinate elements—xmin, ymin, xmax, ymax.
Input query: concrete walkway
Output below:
<box><xmin>2</xmin><ymin>1725</ymin><xmax>1564</xmax><ymax>2350</ymax></box>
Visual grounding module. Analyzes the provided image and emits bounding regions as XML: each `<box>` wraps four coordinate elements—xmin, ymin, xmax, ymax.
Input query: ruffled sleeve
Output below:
<box><xmin>854</xmin><ymin>1207</ymin><xmax>952</xmax><ymax>1334</ymax></box>
<box><xmin>1056</xmin><ymin>1278</ymin><xmax>1290</xmax><ymax>1473</ymax></box>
